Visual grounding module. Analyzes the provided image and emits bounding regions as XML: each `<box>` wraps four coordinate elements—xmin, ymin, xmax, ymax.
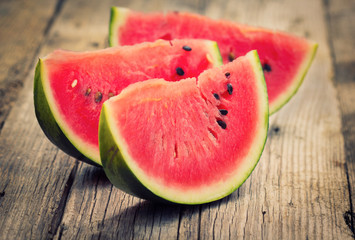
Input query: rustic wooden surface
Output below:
<box><xmin>0</xmin><ymin>0</ymin><xmax>354</xmax><ymax>239</ymax></box>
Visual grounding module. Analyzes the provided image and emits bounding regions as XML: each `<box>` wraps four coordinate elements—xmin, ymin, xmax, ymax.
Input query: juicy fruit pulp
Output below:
<box><xmin>110</xmin><ymin>7</ymin><xmax>318</xmax><ymax>114</ymax></box>
<box><xmin>34</xmin><ymin>39</ymin><xmax>222</xmax><ymax>166</ymax></box>
<box><xmin>100</xmin><ymin>51</ymin><xmax>269</xmax><ymax>204</ymax></box>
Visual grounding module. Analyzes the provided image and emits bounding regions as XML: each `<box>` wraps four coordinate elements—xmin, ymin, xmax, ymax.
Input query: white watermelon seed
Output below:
<box><xmin>71</xmin><ymin>79</ymin><xmax>78</xmax><ymax>88</ymax></box>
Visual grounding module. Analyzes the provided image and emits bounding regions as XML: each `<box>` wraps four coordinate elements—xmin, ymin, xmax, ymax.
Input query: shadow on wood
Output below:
<box><xmin>74</xmin><ymin>164</ymin><xmax>112</xmax><ymax>189</ymax></box>
<box><xmin>88</xmin><ymin>188</ymin><xmax>233</xmax><ymax>239</ymax></box>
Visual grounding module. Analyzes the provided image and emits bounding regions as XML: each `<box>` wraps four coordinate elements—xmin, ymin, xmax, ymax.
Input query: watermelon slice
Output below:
<box><xmin>99</xmin><ymin>50</ymin><xmax>268</xmax><ymax>204</ymax></box>
<box><xmin>34</xmin><ymin>39</ymin><xmax>222</xmax><ymax>166</ymax></box>
<box><xmin>109</xmin><ymin>7</ymin><xmax>318</xmax><ymax>114</ymax></box>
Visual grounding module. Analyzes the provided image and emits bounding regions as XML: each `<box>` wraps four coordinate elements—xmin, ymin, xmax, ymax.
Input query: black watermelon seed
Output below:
<box><xmin>85</xmin><ymin>88</ymin><xmax>91</xmax><ymax>96</ymax></box>
<box><xmin>228</xmin><ymin>52</ymin><xmax>235</xmax><ymax>62</ymax></box>
<box><xmin>225</xmin><ymin>72</ymin><xmax>230</xmax><ymax>78</ymax></box>
<box><xmin>217</xmin><ymin>120</ymin><xmax>227</xmax><ymax>129</ymax></box>
<box><xmin>213</xmin><ymin>93</ymin><xmax>220</xmax><ymax>100</ymax></box>
<box><xmin>94</xmin><ymin>91</ymin><xmax>103</xmax><ymax>103</ymax></box>
<box><xmin>182</xmin><ymin>45</ymin><xmax>192</xmax><ymax>51</ymax></box>
<box><xmin>273</xmin><ymin>126</ymin><xmax>280</xmax><ymax>133</ymax></box>
<box><xmin>219</xmin><ymin>109</ymin><xmax>228</xmax><ymax>115</ymax></box>
<box><xmin>176</xmin><ymin>67</ymin><xmax>184</xmax><ymax>76</ymax></box>
<box><xmin>227</xmin><ymin>83</ymin><xmax>233</xmax><ymax>95</ymax></box>
<box><xmin>263</xmin><ymin>63</ymin><xmax>272</xmax><ymax>72</ymax></box>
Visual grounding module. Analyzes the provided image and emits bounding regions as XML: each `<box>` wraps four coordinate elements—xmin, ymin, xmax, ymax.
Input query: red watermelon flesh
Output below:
<box><xmin>109</xmin><ymin>7</ymin><xmax>318</xmax><ymax>114</ymax></box>
<box><xmin>99</xmin><ymin>50</ymin><xmax>268</xmax><ymax>204</ymax></box>
<box><xmin>34</xmin><ymin>39</ymin><xmax>222</xmax><ymax>166</ymax></box>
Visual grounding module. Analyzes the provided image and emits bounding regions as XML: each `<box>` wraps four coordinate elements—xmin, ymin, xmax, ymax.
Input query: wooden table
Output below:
<box><xmin>0</xmin><ymin>0</ymin><xmax>354</xmax><ymax>239</ymax></box>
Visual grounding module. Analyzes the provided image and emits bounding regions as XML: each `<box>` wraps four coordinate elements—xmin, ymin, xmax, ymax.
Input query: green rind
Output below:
<box><xmin>100</xmin><ymin>51</ymin><xmax>269</xmax><ymax>205</ymax></box>
<box><xmin>109</xmin><ymin>7</ymin><xmax>128</xmax><ymax>47</ymax></box>
<box><xmin>33</xmin><ymin>59</ymin><xmax>101</xmax><ymax>167</ymax></box>
<box><xmin>99</xmin><ymin>105</ymin><xmax>168</xmax><ymax>203</ymax></box>
<box><xmin>269</xmin><ymin>42</ymin><xmax>318</xmax><ymax>114</ymax></box>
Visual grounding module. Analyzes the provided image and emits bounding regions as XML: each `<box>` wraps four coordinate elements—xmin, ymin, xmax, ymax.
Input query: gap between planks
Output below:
<box><xmin>323</xmin><ymin>0</ymin><xmax>355</xmax><ymax>236</ymax></box>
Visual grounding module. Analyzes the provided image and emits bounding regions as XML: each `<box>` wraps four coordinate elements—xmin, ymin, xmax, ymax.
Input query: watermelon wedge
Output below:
<box><xmin>34</xmin><ymin>39</ymin><xmax>222</xmax><ymax>166</ymax></box>
<box><xmin>99</xmin><ymin>50</ymin><xmax>268</xmax><ymax>204</ymax></box>
<box><xmin>109</xmin><ymin>7</ymin><xmax>318</xmax><ymax>114</ymax></box>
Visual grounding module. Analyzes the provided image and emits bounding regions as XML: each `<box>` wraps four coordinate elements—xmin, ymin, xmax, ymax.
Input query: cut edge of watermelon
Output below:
<box><xmin>34</xmin><ymin>58</ymin><xmax>101</xmax><ymax>166</ymax></box>
<box><xmin>100</xmin><ymin>51</ymin><xmax>269</xmax><ymax>204</ymax></box>
<box><xmin>109</xmin><ymin>6</ymin><xmax>129</xmax><ymax>47</ymax></box>
<box><xmin>269</xmin><ymin>42</ymin><xmax>318</xmax><ymax>114</ymax></box>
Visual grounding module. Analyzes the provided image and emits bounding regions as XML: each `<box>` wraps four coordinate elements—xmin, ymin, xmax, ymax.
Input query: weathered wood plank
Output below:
<box><xmin>0</xmin><ymin>0</ymin><xmax>61</xmax><ymax>131</ymax></box>
<box><xmin>0</xmin><ymin>0</ymin><xmax>81</xmax><ymax>239</ymax></box>
<box><xmin>325</xmin><ymin>0</ymin><xmax>355</xmax><ymax>236</ymax></box>
<box><xmin>0</xmin><ymin>72</ymin><xmax>78</xmax><ymax>239</ymax></box>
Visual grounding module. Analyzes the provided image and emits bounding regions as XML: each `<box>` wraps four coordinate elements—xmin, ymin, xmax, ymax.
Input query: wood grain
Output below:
<box><xmin>0</xmin><ymin>1</ymin><xmax>81</xmax><ymax>239</ymax></box>
<box><xmin>0</xmin><ymin>0</ymin><xmax>61</xmax><ymax>132</ymax></box>
<box><xmin>326</xmin><ymin>0</ymin><xmax>355</xmax><ymax>236</ymax></box>
<box><xmin>0</xmin><ymin>75</ymin><xmax>77</xmax><ymax>239</ymax></box>
<box><xmin>0</xmin><ymin>0</ymin><xmax>353</xmax><ymax>239</ymax></box>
